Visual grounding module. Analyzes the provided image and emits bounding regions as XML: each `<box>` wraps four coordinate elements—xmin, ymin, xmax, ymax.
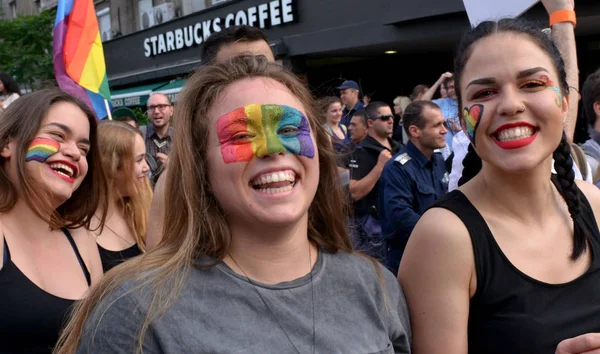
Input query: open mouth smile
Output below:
<box><xmin>250</xmin><ymin>170</ymin><xmax>297</xmax><ymax>195</ymax></box>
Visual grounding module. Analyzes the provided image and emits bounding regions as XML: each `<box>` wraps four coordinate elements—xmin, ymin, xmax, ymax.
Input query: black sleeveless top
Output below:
<box><xmin>97</xmin><ymin>243</ymin><xmax>141</xmax><ymax>273</ymax></box>
<box><xmin>433</xmin><ymin>185</ymin><xmax>600</xmax><ymax>354</ymax></box>
<box><xmin>0</xmin><ymin>229</ymin><xmax>91</xmax><ymax>354</ymax></box>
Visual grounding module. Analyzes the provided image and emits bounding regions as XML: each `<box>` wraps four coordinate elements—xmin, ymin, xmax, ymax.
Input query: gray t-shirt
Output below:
<box><xmin>76</xmin><ymin>251</ymin><xmax>411</xmax><ymax>354</ymax></box>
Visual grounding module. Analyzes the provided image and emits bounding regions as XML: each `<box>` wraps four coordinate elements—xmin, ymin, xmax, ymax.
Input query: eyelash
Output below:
<box><xmin>471</xmin><ymin>81</ymin><xmax>546</xmax><ymax>100</ymax></box>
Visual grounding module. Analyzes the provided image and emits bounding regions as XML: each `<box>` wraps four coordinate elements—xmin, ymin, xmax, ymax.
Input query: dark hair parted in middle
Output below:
<box><xmin>402</xmin><ymin>101</ymin><xmax>441</xmax><ymax>136</ymax></box>
<box><xmin>454</xmin><ymin>18</ymin><xmax>589</xmax><ymax>260</ymax></box>
<box><xmin>200</xmin><ymin>25</ymin><xmax>270</xmax><ymax>65</ymax></box>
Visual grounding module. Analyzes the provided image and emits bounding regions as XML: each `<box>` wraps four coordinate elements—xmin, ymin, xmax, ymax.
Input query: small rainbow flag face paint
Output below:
<box><xmin>216</xmin><ymin>104</ymin><xmax>315</xmax><ymax>164</ymax></box>
<box><xmin>25</xmin><ymin>138</ymin><xmax>60</xmax><ymax>163</ymax></box>
<box><xmin>464</xmin><ymin>104</ymin><xmax>484</xmax><ymax>146</ymax></box>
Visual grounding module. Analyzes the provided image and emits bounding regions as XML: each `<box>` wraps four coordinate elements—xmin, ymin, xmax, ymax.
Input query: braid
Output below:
<box><xmin>552</xmin><ymin>132</ymin><xmax>590</xmax><ymax>260</ymax></box>
<box><xmin>458</xmin><ymin>143</ymin><xmax>482</xmax><ymax>187</ymax></box>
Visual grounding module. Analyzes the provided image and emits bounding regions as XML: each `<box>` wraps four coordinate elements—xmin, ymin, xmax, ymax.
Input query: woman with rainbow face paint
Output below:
<box><xmin>91</xmin><ymin>121</ymin><xmax>152</xmax><ymax>273</ymax></box>
<box><xmin>0</xmin><ymin>89</ymin><xmax>107</xmax><ymax>353</ymax></box>
<box><xmin>57</xmin><ymin>56</ymin><xmax>412</xmax><ymax>354</ymax></box>
<box><xmin>399</xmin><ymin>17</ymin><xmax>600</xmax><ymax>354</ymax></box>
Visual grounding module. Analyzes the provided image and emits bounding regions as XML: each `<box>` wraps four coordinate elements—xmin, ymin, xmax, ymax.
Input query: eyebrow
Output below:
<box><xmin>466</xmin><ymin>67</ymin><xmax>550</xmax><ymax>89</ymax></box>
<box><xmin>45</xmin><ymin>122</ymin><xmax>91</xmax><ymax>146</ymax></box>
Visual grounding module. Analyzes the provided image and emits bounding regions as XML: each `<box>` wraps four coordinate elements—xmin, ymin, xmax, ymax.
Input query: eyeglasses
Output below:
<box><xmin>147</xmin><ymin>104</ymin><xmax>171</xmax><ymax>112</ymax></box>
<box><xmin>374</xmin><ymin>114</ymin><xmax>394</xmax><ymax>121</ymax></box>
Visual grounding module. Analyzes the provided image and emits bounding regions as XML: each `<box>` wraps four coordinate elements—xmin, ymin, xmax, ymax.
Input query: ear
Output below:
<box><xmin>367</xmin><ymin>119</ymin><xmax>375</xmax><ymax>129</ymax></box>
<box><xmin>561</xmin><ymin>94</ymin><xmax>569</xmax><ymax>124</ymax></box>
<box><xmin>408</xmin><ymin>125</ymin><xmax>419</xmax><ymax>139</ymax></box>
<box><xmin>0</xmin><ymin>138</ymin><xmax>15</xmax><ymax>159</ymax></box>
<box><xmin>593</xmin><ymin>101</ymin><xmax>600</xmax><ymax>120</ymax></box>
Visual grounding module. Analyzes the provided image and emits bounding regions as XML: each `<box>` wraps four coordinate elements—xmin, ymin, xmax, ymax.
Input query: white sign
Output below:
<box><xmin>143</xmin><ymin>0</ymin><xmax>297</xmax><ymax>57</ymax></box>
<box><xmin>462</xmin><ymin>0</ymin><xmax>539</xmax><ymax>27</ymax></box>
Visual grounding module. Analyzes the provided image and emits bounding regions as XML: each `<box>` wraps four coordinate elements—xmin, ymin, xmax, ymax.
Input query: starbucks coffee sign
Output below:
<box><xmin>143</xmin><ymin>0</ymin><xmax>297</xmax><ymax>57</ymax></box>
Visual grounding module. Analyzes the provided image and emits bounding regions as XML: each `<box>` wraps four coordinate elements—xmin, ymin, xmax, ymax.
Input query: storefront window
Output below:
<box><xmin>97</xmin><ymin>8</ymin><xmax>111</xmax><ymax>41</ymax></box>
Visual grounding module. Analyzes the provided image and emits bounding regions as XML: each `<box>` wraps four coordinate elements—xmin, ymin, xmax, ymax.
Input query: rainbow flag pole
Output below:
<box><xmin>53</xmin><ymin>0</ymin><xmax>112</xmax><ymax>120</ymax></box>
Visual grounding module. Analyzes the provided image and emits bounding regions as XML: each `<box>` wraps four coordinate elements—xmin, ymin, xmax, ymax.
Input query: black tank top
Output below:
<box><xmin>97</xmin><ymin>243</ymin><xmax>141</xmax><ymax>273</ymax></box>
<box><xmin>433</xmin><ymin>184</ymin><xmax>600</xmax><ymax>354</ymax></box>
<box><xmin>0</xmin><ymin>228</ymin><xmax>91</xmax><ymax>354</ymax></box>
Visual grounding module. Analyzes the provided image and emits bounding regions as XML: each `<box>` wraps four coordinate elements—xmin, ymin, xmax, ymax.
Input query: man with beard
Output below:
<box><xmin>348</xmin><ymin>101</ymin><xmax>400</xmax><ymax>259</ymax></box>
<box><xmin>141</xmin><ymin>93</ymin><xmax>174</xmax><ymax>185</ymax></box>
<box><xmin>378</xmin><ymin>101</ymin><xmax>449</xmax><ymax>274</ymax></box>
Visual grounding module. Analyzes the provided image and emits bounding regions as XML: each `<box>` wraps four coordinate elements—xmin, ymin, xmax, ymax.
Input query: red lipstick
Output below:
<box><xmin>490</xmin><ymin>122</ymin><xmax>539</xmax><ymax>150</ymax></box>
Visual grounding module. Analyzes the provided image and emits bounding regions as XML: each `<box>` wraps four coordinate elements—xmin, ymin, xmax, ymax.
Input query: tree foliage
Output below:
<box><xmin>0</xmin><ymin>10</ymin><xmax>55</xmax><ymax>91</ymax></box>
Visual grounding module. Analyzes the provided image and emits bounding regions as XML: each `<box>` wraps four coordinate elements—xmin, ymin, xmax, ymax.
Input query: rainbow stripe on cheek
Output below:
<box><xmin>25</xmin><ymin>138</ymin><xmax>60</xmax><ymax>163</ymax></box>
<box><xmin>216</xmin><ymin>104</ymin><xmax>315</xmax><ymax>164</ymax></box>
<box><xmin>464</xmin><ymin>104</ymin><xmax>484</xmax><ymax>146</ymax></box>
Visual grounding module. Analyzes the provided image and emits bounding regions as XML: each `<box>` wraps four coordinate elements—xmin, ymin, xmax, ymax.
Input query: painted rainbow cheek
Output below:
<box><xmin>216</xmin><ymin>104</ymin><xmax>315</xmax><ymax>164</ymax></box>
<box><xmin>464</xmin><ymin>104</ymin><xmax>484</xmax><ymax>146</ymax></box>
<box><xmin>25</xmin><ymin>137</ymin><xmax>60</xmax><ymax>163</ymax></box>
<box><xmin>540</xmin><ymin>74</ymin><xmax>563</xmax><ymax>107</ymax></box>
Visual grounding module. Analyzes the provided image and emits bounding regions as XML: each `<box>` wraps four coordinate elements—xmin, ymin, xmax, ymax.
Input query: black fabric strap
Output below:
<box><xmin>61</xmin><ymin>228</ymin><xmax>91</xmax><ymax>287</ymax></box>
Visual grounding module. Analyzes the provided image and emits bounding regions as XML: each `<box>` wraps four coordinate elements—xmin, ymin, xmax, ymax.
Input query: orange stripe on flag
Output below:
<box><xmin>79</xmin><ymin>32</ymin><xmax>107</xmax><ymax>92</ymax></box>
<box><xmin>64</xmin><ymin>0</ymin><xmax>99</xmax><ymax>83</ymax></box>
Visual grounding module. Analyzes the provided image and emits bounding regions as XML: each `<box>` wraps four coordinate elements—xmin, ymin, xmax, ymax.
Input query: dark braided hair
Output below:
<box><xmin>455</xmin><ymin>19</ymin><xmax>590</xmax><ymax>260</ymax></box>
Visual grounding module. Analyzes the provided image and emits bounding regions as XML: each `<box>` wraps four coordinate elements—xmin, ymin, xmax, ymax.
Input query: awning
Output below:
<box><xmin>153</xmin><ymin>79</ymin><xmax>186</xmax><ymax>103</ymax></box>
<box><xmin>110</xmin><ymin>81</ymin><xmax>168</xmax><ymax>108</ymax></box>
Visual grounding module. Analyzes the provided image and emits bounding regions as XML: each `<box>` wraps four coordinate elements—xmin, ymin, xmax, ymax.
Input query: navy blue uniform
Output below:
<box><xmin>378</xmin><ymin>141</ymin><xmax>448</xmax><ymax>274</ymax></box>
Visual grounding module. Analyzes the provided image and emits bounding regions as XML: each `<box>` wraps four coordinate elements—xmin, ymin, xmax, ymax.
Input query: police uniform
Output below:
<box><xmin>348</xmin><ymin>135</ymin><xmax>401</xmax><ymax>259</ymax></box>
<box><xmin>378</xmin><ymin>141</ymin><xmax>448</xmax><ymax>275</ymax></box>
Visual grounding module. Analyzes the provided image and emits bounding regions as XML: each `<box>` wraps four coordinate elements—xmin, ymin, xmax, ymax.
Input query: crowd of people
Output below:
<box><xmin>0</xmin><ymin>0</ymin><xmax>599</xmax><ymax>353</ymax></box>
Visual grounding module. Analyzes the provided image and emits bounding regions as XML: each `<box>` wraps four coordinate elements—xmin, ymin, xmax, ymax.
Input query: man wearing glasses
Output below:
<box><xmin>141</xmin><ymin>93</ymin><xmax>174</xmax><ymax>185</ymax></box>
<box><xmin>348</xmin><ymin>101</ymin><xmax>401</xmax><ymax>260</ymax></box>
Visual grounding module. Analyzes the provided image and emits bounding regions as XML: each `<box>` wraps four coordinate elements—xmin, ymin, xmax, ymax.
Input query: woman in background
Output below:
<box><xmin>0</xmin><ymin>72</ymin><xmax>21</xmax><ymax>111</ymax></box>
<box><xmin>92</xmin><ymin>120</ymin><xmax>152</xmax><ymax>272</ymax></box>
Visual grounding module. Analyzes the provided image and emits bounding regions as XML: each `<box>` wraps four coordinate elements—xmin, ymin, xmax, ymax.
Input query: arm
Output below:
<box><xmin>146</xmin><ymin>171</ymin><xmax>167</xmax><ymax>251</ymax></box>
<box><xmin>349</xmin><ymin>149</ymin><xmax>391</xmax><ymax>201</ymax></box>
<box><xmin>379</xmin><ymin>162</ymin><xmax>421</xmax><ymax>242</ymax></box>
<box><xmin>422</xmin><ymin>72</ymin><xmax>453</xmax><ymax>101</ymax></box>
<box><xmin>398</xmin><ymin>208</ymin><xmax>474</xmax><ymax>354</ymax></box>
<box><xmin>541</xmin><ymin>0</ymin><xmax>578</xmax><ymax>142</ymax></box>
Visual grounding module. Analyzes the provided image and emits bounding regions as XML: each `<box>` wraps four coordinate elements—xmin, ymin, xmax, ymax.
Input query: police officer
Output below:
<box><xmin>378</xmin><ymin>101</ymin><xmax>449</xmax><ymax>275</ymax></box>
<box><xmin>348</xmin><ymin>101</ymin><xmax>401</xmax><ymax>260</ymax></box>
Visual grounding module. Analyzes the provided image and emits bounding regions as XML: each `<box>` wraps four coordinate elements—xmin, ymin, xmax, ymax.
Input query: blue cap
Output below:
<box><xmin>336</xmin><ymin>80</ymin><xmax>360</xmax><ymax>91</ymax></box>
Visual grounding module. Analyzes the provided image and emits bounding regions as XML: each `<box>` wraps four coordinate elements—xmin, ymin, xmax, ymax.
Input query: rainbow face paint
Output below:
<box><xmin>216</xmin><ymin>104</ymin><xmax>315</xmax><ymax>164</ymax></box>
<box><xmin>540</xmin><ymin>74</ymin><xmax>563</xmax><ymax>108</ymax></box>
<box><xmin>25</xmin><ymin>137</ymin><xmax>60</xmax><ymax>163</ymax></box>
<box><xmin>464</xmin><ymin>104</ymin><xmax>484</xmax><ymax>146</ymax></box>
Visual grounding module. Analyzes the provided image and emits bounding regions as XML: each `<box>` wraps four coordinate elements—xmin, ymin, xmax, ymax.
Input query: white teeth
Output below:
<box><xmin>497</xmin><ymin>127</ymin><xmax>534</xmax><ymax>142</ymax></box>
<box><xmin>251</xmin><ymin>170</ymin><xmax>296</xmax><ymax>187</ymax></box>
<box><xmin>49</xmin><ymin>163</ymin><xmax>74</xmax><ymax>178</ymax></box>
<box><xmin>259</xmin><ymin>185</ymin><xmax>294</xmax><ymax>194</ymax></box>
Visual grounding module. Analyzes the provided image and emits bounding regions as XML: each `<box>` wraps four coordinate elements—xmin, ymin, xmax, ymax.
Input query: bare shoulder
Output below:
<box><xmin>576</xmin><ymin>180</ymin><xmax>600</xmax><ymax>220</ymax></box>
<box><xmin>69</xmin><ymin>226</ymin><xmax>103</xmax><ymax>282</ymax></box>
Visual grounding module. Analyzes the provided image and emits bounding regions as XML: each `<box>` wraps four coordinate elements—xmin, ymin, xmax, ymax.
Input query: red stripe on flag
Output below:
<box><xmin>64</xmin><ymin>0</ymin><xmax>99</xmax><ymax>82</ymax></box>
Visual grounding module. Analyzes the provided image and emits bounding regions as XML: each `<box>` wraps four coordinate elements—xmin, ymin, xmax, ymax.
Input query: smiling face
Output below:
<box><xmin>459</xmin><ymin>32</ymin><xmax>568</xmax><ymax>173</ymax></box>
<box><xmin>2</xmin><ymin>102</ymin><xmax>91</xmax><ymax>205</ymax></box>
<box><xmin>116</xmin><ymin>134</ymin><xmax>150</xmax><ymax>197</ymax></box>
<box><xmin>325</xmin><ymin>102</ymin><xmax>343</xmax><ymax>126</ymax></box>
<box><xmin>206</xmin><ymin>77</ymin><xmax>319</xmax><ymax>228</ymax></box>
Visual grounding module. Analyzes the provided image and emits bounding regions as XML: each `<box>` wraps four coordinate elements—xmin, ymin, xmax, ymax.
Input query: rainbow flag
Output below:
<box><xmin>53</xmin><ymin>0</ymin><xmax>111</xmax><ymax>119</ymax></box>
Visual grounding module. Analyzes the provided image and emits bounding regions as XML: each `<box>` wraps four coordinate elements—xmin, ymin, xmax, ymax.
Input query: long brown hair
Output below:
<box><xmin>317</xmin><ymin>96</ymin><xmax>342</xmax><ymax>125</ymax></box>
<box><xmin>0</xmin><ymin>89</ymin><xmax>107</xmax><ymax>230</ymax></box>
<box><xmin>97</xmin><ymin>120</ymin><xmax>152</xmax><ymax>250</ymax></box>
<box><xmin>55</xmin><ymin>56</ymin><xmax>353</xmax><ymax>353</ymax></box>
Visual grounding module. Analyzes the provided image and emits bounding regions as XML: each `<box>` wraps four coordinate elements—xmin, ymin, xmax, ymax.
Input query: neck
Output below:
<box><xmin>153</xmin><ymin>123</ymin><xmax>169</xmax><ymax>139</ymax></box>
<box><xmin>347</xmin><ymin>98</ymin><xmax>358</xmax><ymax>110</ymax></box>
<box><xmin>370</xmin><ymin>132</ymin><xmax>389</xmax><ymax>147</ymax></box>
<box><xmin>1</xmin><ymin>199</ymin><xmax>53</xmax><ymax>239</ymax></box>
<box><xmin>475</xmin><ymin>157</ymin><xmax>555</xmax><ymax>223</ymax></box>
<box><xmin>224</xmin><ymin>215</ymin><xmax>317</xmax><ymax>284</ymax></box>
<box><xmin>411</xmin><ymin>139</ymin><xmax>434</xmax><ymax>159</ymax></box>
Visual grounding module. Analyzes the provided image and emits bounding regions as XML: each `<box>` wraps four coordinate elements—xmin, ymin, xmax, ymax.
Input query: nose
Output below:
<box><xmin>441</xmin><ymin>124</ymin><xmax>448</xmax><ymax>135</ymax></box>
<box><xmin>498</xmin><ymin>87</ymin><xmax>525</xmax><ymax>116</ymax></box>
<box><xmin>60</xmin><ymin>141</ymin><xmax>81</xmax><ymax>162</ymax></box>
<box><xmin>255</xmin><ymin>143</ymin><xmax>286</xmax><ymax>159</ymax></box>
<box><xmin>142</xmin><ymin>159</ymin><xmax>150</xmax><ymax>174</ymax></box>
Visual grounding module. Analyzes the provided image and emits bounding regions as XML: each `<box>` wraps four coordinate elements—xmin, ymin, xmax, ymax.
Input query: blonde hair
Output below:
<box><xmin>393</xmin><ymin>96</ymin><xmax>412</xmax><ymax>112</ymax></box>
<box><xmin>55</xmin><ymin>56</ymin><xmax>354</xmax><ymax>353</ymax></box>
<box><xmin>97</xmin><ymin>120</ymin><xmax>153</xmax><ymax>251</ymax></box>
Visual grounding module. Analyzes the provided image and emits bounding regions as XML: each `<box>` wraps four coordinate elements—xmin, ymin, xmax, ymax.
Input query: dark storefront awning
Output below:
<box><xmin>110</xmin><ymin>81</ymin><xmax>169</xmax><ymax>108</ymax></box>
